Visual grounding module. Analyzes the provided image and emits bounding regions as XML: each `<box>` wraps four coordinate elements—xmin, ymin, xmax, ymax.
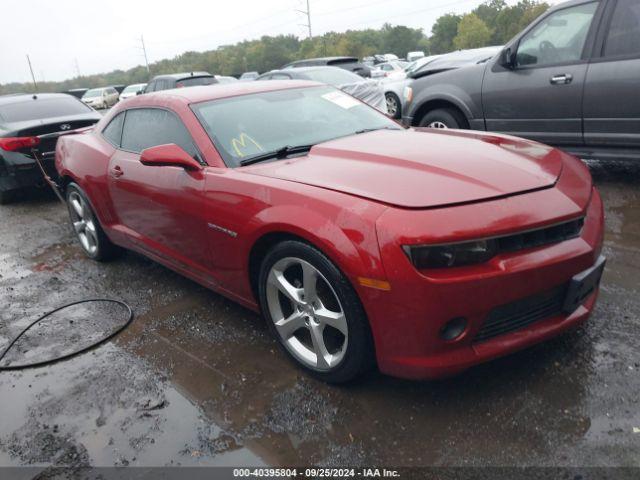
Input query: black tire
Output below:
<box><xmin>418</xmin><ymin>107</ymin><xmax>467</xmax><ymax>129</ymax></box>
<box><xmin>385</xmin><ymin>92</ymin><xmax>401</xmax><ymax>119</ymax></box>
<box><xmin>258</xmin><ymin>240</ymin><xmax>375</xmax><ymax>383</ymax></box>
<box><xmin>65</xmin><ymin>183</ymin><xmax>120</xmax><ymax>261</ymax></box>
<box><xmin>0</xmin><ymin>188</ymin><xmax>16</xmax><ymax>205</ymax></box>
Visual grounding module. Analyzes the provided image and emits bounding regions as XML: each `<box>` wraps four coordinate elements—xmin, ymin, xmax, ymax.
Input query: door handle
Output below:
<box><xmin>110</xmin><ymin>165</ymin><xmax>124</xmax><ymax>178</ymax></box>
<box><xmin>550</xmin><ymin>74</ymin><xmax>573</xmax><ymax>85</ymax></box>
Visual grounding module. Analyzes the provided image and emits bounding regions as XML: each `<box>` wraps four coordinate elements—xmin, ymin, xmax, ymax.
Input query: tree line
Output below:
<box><xmin>0</xmin><ymin>0</ymin><xmax>548</xmax><ymax>95</ymax></box>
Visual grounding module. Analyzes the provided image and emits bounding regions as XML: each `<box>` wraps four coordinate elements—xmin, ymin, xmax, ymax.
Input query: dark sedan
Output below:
<box><xmin>0</xmin><ymin>93</ymin><xmax>101</xmax><ymax>203</ymax></box>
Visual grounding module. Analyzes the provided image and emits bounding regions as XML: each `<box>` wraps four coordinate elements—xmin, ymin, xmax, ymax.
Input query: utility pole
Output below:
<box><xmin>140</xmin><ymin>35</ymin><xmax>150</xmax><ymax>74</ymax></box>
<box><xmin>26</xmin><ymin>54</ymin><xmax>37</xmax><ymax>91</ymax></box>
<box><xmin>74</xmin><ymin>58</ymin><xmax>82</xmax><ymax>77</ymax></box>
<box><xmin>296</xmin><ymin>0</ymin><xmax>312</xmax><ymax>39</ymax></box>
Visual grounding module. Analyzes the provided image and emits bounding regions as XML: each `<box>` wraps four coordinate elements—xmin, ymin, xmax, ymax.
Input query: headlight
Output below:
<box><xmin>403</xmin><ymin>86</ymin><xmax>413</xmax><ymax>103</ymax></box>
<box><xmin>403</xmin><ymin>239</ymin><xmax>497</xmax><ymax>269</ymax></box>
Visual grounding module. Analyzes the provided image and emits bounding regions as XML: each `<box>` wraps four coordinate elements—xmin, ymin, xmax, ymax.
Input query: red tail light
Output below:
<box><xmin>0</xmin><ymin>136</ymin><xmax>40</xmax><ymax>152</ymax></box>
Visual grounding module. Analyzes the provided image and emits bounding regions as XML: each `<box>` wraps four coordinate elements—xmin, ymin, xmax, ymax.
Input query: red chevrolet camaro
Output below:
<box><xmin>55</xmin><ymin>80</ymin><xmax>605</xmax><ymax>383</ymax></box>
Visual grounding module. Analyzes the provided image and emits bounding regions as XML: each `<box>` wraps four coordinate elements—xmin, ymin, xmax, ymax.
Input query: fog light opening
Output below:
<box><xmin>440</xmin><ymin>317</ymin><xmax>468</xmax><ymax>341</ymax></box>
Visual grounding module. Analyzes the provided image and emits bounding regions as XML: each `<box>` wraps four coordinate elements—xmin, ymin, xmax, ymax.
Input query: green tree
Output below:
<box><xmin>429</xmin><ymin>14</ymin><xmax>461</xmax><ymax>54</ymax></box>
<box><xmin>453</xmin><ymin>13</ymin><xmax>493</xmax><ymax>50</ymax></box>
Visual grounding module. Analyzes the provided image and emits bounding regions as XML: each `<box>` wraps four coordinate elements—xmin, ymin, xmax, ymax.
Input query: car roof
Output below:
<box><xmin>289</xmin><ymin>56</ymin><xmax>358</xmax><ymax>64</ymax></box>
<box><xmin>151</xmin><ymin>72</ymin><xmax>212</xmax><ymax>80</ymax></box>
<box><xmin>0</xmin><ymin>92</ymin><xmax>76</xmax><ymax>106</ymax></box>
<box><xmin>125</xmin><ymin>79</ymin><xmax>323</xmax><ymax>106</ymax></box>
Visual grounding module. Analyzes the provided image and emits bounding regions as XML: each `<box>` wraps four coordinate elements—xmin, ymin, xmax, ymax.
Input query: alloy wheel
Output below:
<box><xmin>68</xmin><ymin>191</ymin><xmax>98</xmax><ymax>255</ymax></box>
<box><xmin>428</xmin><ymin>121</ymin><xmax>449</xmax><ymax>129</ymax></box>
<box><xmin>386</xmin><ymin>95</ymin><xmax>398</xmax><ymax>117</ymax></box>
<box><xmin>265</xmin><ymin>257</ymin><xmax>348</xmax><ymax>371</ymax></box>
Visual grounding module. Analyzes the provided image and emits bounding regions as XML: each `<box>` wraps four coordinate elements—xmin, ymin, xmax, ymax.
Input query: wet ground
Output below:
<box><xmin>0</xmin><ymin>159</ymin><xmax>638</xmax><ymax>469</ymax></box>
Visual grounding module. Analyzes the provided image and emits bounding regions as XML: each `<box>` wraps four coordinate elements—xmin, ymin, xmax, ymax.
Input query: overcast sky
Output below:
<box><xmin>1</xmin><ymin>0</ymin><xmax>560</xmax><ymax>84</ymax></box>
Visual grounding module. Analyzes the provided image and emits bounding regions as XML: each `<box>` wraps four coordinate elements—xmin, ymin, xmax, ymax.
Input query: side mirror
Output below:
<box><xmin>140</xmin><ymin>144</ymin><xmax>202</xmax><ymax>171</ymax></box>
<box><xmin>136</xmin><ymin>90</ymin><xmax>143</xmax><ymax>95</ymax></box>
<box><xmin>500</xmin><ymin>47</ymin><xmax>515</xmax><ymax>69</ymax></box>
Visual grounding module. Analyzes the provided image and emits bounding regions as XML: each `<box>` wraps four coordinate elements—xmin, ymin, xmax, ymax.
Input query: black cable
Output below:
<box><xmin>0</xmin><ymin>299</ymin><xmax>134</xmax><ymax>371</ymax></box>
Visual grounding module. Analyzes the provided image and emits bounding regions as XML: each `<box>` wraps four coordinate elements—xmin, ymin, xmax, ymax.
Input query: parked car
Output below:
<box><xmin>215</xmin><ymin>75</ymin><xmax>238</xmax><ymax>84</ymax></box>
<box><xmin>65</xmin><ymin>88</ymin><xmax>89</xmax><ymax>99</ymax></box>
<box><xmin>56</xmin><ymin>81</ymin><xmax>604</xmax><ymax>383</ymax></box>
<box><xmin>373</xmin><ymin>60</ymin><xmax>410</xmax><ymax>79</ymax></box>
<box><xmin>0</xmin><ymin>93</ymin><xmax>101</xmax><ymax>203</ymax></box>
<box><xmin>403</xmin><ymin>0</ymin><xmax>639</xmax><ymax>160</ymax></box>
<box><xmin>81</xmin><ymin>87</ymin><xmax>119</xmax><ymax>110</ymax></box>
<box><xmin>407</xmin><ymin>51</ymin><xmax>425</xmax><ymax>62</ymax></box>
<box><xmin>381</xmin><ymin>56</ymin><xmax>442</xmax><ymax>119</ymax></box>
<box><xmin>239</xmin><ymin>71</ymin><xmax>260</xmax><ymax>81</ymax></box>
<box><xmin>119</xmin><ymin>83</ymin><xmax>147</xmax><ymax>100</ymax></box>
<box><xmin>283</xmin><ymin>57</ymin><xmax>372</xmax><ymax>77</ymax></box>
<box><xmin>257</xmin><ymin>67</ymin><xmax>387</xmax><ymax>113</ymax></box>
<box><xmin>144</xmin><ymin>72</ymin><xmax>217</xmax><ymax>93</ymax></box>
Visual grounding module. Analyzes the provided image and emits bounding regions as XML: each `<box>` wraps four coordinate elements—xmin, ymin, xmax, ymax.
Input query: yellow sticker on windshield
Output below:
<box><xmin>231</xmin><ymin>133</ymin><xmax>264</xmax><ymax>157</ymax></box>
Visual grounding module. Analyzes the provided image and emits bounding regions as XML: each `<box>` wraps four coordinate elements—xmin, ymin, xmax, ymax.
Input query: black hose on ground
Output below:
<box><xmin>0</xmin><ymin>299</ymin><xmax>134</xmax><ymax>371</ymax></box>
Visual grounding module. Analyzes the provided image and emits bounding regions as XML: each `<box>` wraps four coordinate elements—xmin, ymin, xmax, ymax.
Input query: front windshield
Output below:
<box><xmin>192</xmin><ymin>85</ymin><xmax>401</xmax><ymax>167</ymax></box>
<box><xmin>83</xmin><ymin>89</ymin><xmax>102</xmax><ymax>98</ymax></box>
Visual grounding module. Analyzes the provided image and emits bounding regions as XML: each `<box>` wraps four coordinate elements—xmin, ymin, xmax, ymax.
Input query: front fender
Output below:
<box><xmin>243</xmin><ymin>203</ymin><xmax>387</xmax><ymax>283</ymax></box>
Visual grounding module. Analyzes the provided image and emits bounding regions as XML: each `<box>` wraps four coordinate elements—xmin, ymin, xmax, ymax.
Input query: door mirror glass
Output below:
<box><xmin>140</xmin><ymin>144</ymin><xmax>202</xmax><ymax>170</ymax></box>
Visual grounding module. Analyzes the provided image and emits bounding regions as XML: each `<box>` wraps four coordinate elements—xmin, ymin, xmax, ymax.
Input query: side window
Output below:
<box><xmin>516</xmin><ymin>2</ymin><xmax>598</xmax><ymax>67</ymax></box>
<box><xmin>102</xmin><ymin>112</ymin><xmax>125</xmax><ymax>146</ymax></box>
<box><xmin>603</xmin><ymin>0</ymin><xmax>640</xmax><ymax>57</ymax></box>
<box><xmin>145</xmin><ymin>82</ymin><xmax>155</xmax><ymax>93</ymax></box>
<box><xmin>120</xmin><ymin>108</ymin><xmax>198</xmax><ymax>158</ymax></box>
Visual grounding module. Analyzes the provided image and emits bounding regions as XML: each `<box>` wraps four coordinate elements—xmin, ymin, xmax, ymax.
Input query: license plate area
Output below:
<box><xmin>562</xmin><ymin>255</ymin><xmax>606</xmax><ymax>314</ymax></box>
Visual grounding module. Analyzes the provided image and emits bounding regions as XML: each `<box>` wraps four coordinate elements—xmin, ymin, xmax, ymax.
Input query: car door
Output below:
<box><xmin>482</xmin><ymin>1</ymin><xmax>603</xmax><ymax>146</ymax></box>
<box><xmin>583</xmin><ymin>0</ymin><xmax>640</xmax><ymax>149</ymax></box>
<box><xmin>107</xmin><ymin>107</ymin><xmax>211</xmax><ymax>270</ymax></box>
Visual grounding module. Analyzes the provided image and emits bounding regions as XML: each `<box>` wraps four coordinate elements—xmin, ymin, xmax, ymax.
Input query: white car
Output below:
<box><xmin>81</xmin><ymin>87</ymin><xmax>119</xmax><ymax>109</ymax></box>
<box><xmin>119</xmin><ymin>83</ymin><xmax>147</xmax><ymax>100</ymax></box>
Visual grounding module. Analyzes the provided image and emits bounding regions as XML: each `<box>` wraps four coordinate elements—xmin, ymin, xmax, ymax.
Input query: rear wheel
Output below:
<box><xmin>385</xmin><ymin>92</ymin><xmax>401</xmax><ymax>119</ymax></box>
<box><xmin>258</xmin><ymin>240</ymin><xmax>375</xmax><ymax>383</ymax></box>
<box><xmin>66</xmin><ymin>183</ymin><xmax>120</xmax><ymax>261</ymax></box>
<box><xmin>419</xmin><ymin>107</ymin><xmax>467</xmax><ymax>129</ymax></box>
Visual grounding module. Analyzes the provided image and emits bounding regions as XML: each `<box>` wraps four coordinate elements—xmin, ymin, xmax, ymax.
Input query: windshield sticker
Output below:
<box><xmin>231</xmin><ymin>133</ymin><xmax>264</xmax><ymax>157</ymax></box>
<box><xmin>321</xmin><ymin>91</ymin><xmax>360</xmax><ymax>110</ymax></box>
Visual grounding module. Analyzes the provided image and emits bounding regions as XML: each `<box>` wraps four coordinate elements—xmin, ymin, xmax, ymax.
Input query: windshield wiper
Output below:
<box><xmin>354</xmin><ymin>126</ymin><xmax>404</xmax><ymax>135</ymax></box>
<box><xmin>239</xmin><ymin>144</ymin><xmax>315</xmax><ymax>167</ymax></box>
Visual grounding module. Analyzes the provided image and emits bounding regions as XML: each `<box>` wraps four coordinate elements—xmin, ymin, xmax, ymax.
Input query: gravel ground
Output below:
<box><xmin>0</xmin><ymin>159</ymin><xmax>638</xmax><ymax>470</ymax></box>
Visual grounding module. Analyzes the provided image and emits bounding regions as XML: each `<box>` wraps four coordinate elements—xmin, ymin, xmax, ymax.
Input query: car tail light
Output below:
<box><xmin>0</xmin><ymin>136</ymin><xmax>40</xmax><ymax>152</ymax></box>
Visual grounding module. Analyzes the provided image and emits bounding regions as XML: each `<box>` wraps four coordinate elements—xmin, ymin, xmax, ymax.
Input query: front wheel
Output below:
<box><xmin>385</xmin><ymin>92</ymin><xmax>401</xmax><ymax>119</ymax></box>
<box><xmin>418</xmin><ymin>108</ymin><xmax>467</xmax><ymax>129</ymax></box>
<box><xmin>66</xmin><ymin>183</ymin><xmax>120</xmax><ymax>261</ymax></box>
<box><xmin>258</xmin><ymin>240</ymin><xmax>375</xmax><ymax>383</ymax></box>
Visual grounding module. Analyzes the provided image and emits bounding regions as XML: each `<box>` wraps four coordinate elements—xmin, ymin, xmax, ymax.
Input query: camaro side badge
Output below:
<box><xmin>60</xmin><ymin>124</ymin><xmax>71</xmax><ymax>130</ymax></box>
<box><xmin>207</xmin><ymin>222</ymin><xmax>238</xmax><ymax>238</ymax></box>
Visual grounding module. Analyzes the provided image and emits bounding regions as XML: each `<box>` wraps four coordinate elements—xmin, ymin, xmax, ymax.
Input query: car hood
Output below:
<box><xmin>244</xmin><ymin>129</ymin><xmax>563</xmax><ymax>209</ymax></box>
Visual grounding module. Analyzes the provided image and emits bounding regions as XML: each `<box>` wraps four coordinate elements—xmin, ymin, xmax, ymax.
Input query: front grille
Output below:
<box><xmin>474</xmin><ymin>284</ymin><xmax>568</xmax><ymax>343</ymax></box>
<box><xmin>496</xmin><ymin>218</ymin><xmax>584</xmax><ymax>254</ymax></box>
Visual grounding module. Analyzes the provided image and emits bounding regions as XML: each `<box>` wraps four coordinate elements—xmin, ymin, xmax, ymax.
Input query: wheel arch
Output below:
<box><xmin>411</xmin><ymin>97</ymin><xmax>470</xmax><ymax>128</ymax></box>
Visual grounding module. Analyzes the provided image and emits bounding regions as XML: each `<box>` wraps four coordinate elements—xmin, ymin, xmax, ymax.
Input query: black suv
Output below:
<box><xmin>282</xmin><ymin>57</ymin><xmax>372</xmax><ymax>77</ymax></box>
<box><xmin>403</xmin><ymin>0</ymin><xmax>640</xmax><ymax>160</ymax></box>
<box><xmin>144</xmin><ymin>72</ymin><xmax>218</xmax><ymax>93</ymax></box>
<box><xmin>0</xmin><ymin>93</ymin><xmax>101</xmax><ymax>203</ymax></box>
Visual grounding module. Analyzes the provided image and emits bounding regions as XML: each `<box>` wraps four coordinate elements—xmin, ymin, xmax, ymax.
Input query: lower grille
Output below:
<box><xmin>474</xmin><ymin>284</ymin><xmax>568</xmax><ymax>343</ymax></box>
